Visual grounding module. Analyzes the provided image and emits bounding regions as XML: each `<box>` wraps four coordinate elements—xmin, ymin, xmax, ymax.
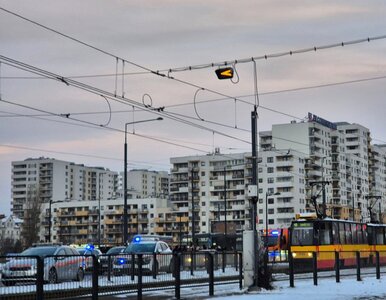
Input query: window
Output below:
<box><xmin>268</xmin><ymin>178</ymin><xmax>274</xmax><ymax>184</ymax></box>
<box><xmin>319</xmin><ymin>222</ymin><xmax>331</xmax><ymax>245</ymax></box>
<box><xmin>267</xmin><ymin>157</ymin><xmax>274</xmax><ymax>163</ymax></box>
<box><xmin>267</xmin><ymin>167</ymin><xmax>274</xmax><ymax>173</ymax></box>
<box><xmin>268</xmin><ymin>198</ymin><xmax>274</xmax><ymax>204</ymax></box>
<box><xmin>268</xmin><ymin>208</ymin><xmax>274</xmax><ymax>214</ymax></box>
<box><xmin>268</xmin><ymin>219</ymin><xmax>275</xmax><ymax>225</ymax></box>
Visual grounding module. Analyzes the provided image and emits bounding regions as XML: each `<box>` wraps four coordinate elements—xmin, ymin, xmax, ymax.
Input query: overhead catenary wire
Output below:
<box><xmin>2</xmin><ymin>7</ymin><xmax>385</xmax><ymax>124</ymax></box>
<box><xmin>162</xmin><ymin>36</ymin><xmax>386</xmax><ymax>73</ymax></box>
<box><xmin>0</xmin><ymin>96</ymin><xmax>218</xmax><ymax>155</ymax></box>
<box><xmin>0</xmin><ymin>143</ymin><xmax>171</xmax><ymax>169</ymax></box>
<box><xmin>2</xmin><ymin>6</ymin><xmax>384</xmax><ymax>77</ymax></box>
<box><xmin>2</xmin><ymin>8</ymin><xmax>386</xmax><ymax>154</ymax></box>
<box><xmin>0</xmin><ymin>55</ymin><xmax>251</xmax><ymax>145</ymax></box>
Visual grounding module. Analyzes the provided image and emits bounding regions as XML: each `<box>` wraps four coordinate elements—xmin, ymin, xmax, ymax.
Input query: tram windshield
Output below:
<box><xmin>291</xmin><ymin>222</ymin><xmax>314</xmax><ymax>246</ymax></box>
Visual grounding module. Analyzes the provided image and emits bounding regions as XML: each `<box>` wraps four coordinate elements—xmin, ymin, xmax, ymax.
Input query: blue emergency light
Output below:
<box><xmin>271</xmin><ymin>230</ymin><xmax>279</xmax><ymax>236</ymax></box>
<box><xmin>133</xmin><ymin>235</ymin><xmax>142</xmax><ymax>243</ymax></box>
<box><xmin>85</xmin><ymin>244</ymin><xmax>95</xmax><ymax>251</ymax></box>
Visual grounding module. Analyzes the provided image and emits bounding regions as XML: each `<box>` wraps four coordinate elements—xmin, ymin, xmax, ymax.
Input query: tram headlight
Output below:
<box><xmin>292</xmin><ymin>252</ymin><xmax>297</xmax><ymax>258</ymax></box>
<box><xmin>307</xmin><ymin>252</ymin><xmax>313</xmax><ymax>257</ymax></box>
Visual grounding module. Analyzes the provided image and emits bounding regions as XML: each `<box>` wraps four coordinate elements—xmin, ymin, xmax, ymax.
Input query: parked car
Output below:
<box><xmin>113</xmin><ymin>235</ymin><xmax>173</xmax><ymax>275</ymax></box>
<box><xmin>100</xmin><ymin>246</ymin><xmax>125</xmax><ymax>272</ymax></box>
<box><xmin>1</xmin><ymin>244</ymin><xmax>84</xmax><ymax>286</ymax></box>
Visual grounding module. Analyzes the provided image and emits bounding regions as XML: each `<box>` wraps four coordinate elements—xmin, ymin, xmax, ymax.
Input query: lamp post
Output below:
<box><xmin>98</xmin><ymin>172</ymin><xmax>106</xmax><ymax>249</ymax></box>
<box><xmin>123</xmin><ymin>117</ymin><xmax>163</xmax><ymax>245</ymax></box>
<box><xmin>223</xmin><ymin>166</ymin><xmax>228</xmax><ymax>243</ymax></box>
<box><xmin>48</xmin><ymin>200</ymin><xmax>53</xmax><ymax>243</ymax></box>
<box><xmin>191</xmin><ymin>168</ymin><xmax>195</xmax><ymax>249</ymax></box>
<box><xmin>251</xmin><ymin>105</ymin><xmax>259</xmax><ymax>288</ymax></box>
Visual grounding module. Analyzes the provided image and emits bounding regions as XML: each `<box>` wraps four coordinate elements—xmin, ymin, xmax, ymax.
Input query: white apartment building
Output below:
<box><xmin>258</xmin><ymin>150</ymin><xmax>308</xmax><ymax>229</ymax></box>
<box><xmin>170</xmin><ymin>149</ymin><xmax>308</xmax><ymax>234</ymax></box>
<box><xmin>170</xmin><ymin>152</ymin><xmax>248</xmax><ymax>235</ymax></box>
<box><xmin>261</xmin><ymin>114</ymin><xmax>382</xmax><ymax>223</ymax></box>
<box><xmin>11</xmin><ymin>157</ymin><xmax>118</xmax><ymax>219</ymax></box>
<box><xmin>120</xmin><ymin>169</ymin><xmax>169</xmax><ymax>199</ymax></box>
<box><xmin>368</xmin><ymin>144</ymin><xmax>386</xmax><ymax>223</ymax></box>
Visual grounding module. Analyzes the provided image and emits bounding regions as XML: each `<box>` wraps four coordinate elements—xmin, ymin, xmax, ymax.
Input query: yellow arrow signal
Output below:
<box><xmin>215</xmin><ymin>67</ymin><xmax>234</xmax><ymax>80</ymax></box>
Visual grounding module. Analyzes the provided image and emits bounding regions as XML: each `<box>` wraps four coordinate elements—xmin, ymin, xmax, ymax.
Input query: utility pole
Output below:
<box><xmin>224</xmin><ymin>166</ymin><xmax>227</xmax><ymax>242</ymax></box>
<box><xmin>251</xmin><ymin>105</ymin><xmax>259</xmax><ymax>287</ymax></box>
<box><xmin>191</xmin><ymin>168</ymin><xmax>195</xmax><ymax>249</ymax></box>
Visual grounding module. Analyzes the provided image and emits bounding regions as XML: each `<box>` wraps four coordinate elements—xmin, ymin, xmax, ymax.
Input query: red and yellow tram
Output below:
<box><xmin>289</xmin><ymin>217</ymin><xmax>386</xmax><ymax>270</ymax></box>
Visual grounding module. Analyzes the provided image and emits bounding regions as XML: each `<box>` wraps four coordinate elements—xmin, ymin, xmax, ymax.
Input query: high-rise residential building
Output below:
<box><xmin>169</xmin><ymin>113</ymin><xmax>386</xmax><ymax>237</ymax></box>
<box><xmin>170</xmin><ymin>152</ymin><xmax>249</xmax><ymax>236</ymax></box>
<box><xmin>368</xmin><ymin>144</ymin><xmax>386</xmax><ymax>223</ymax></box>
<box><xmin>11</xmin><ymin>157</ymin><xmax>118</xmax><ymax>219</ymax></box>
<box><xmin>261</xmin><ymin>114</ymin><xmax>383</xmax><ymax>223</ymax></box>
<box><xmin>169</xmin><ymin>149</ymin><xmax>308</xmax><ymax>235</ymax></box>
<box><xmin>119</xmin><ymin>169</ymin><xmax>169</xmax><ymax>199</ymax></box>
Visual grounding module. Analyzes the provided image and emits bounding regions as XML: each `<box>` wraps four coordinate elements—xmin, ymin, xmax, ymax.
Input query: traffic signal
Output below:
<box><xmin>215</xmin><ymin>67</ymin><xmax>234</xmax><ymax>80</ymax></box>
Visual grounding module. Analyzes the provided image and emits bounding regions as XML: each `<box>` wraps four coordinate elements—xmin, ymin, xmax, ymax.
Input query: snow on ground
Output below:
<box><xmin>210</xmin><ymin>276</ymin><xmax>386</xmax><ymax>300</ymax></box>
<box><xmin>119</xmin><ymin>274</ymin><xmax>386</xmax><ymax>300</ymax></box>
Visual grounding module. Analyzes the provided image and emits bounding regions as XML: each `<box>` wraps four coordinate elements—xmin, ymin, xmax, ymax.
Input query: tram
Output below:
<box><xmin>289</xmin><ymin>216</ymin><xmax>386</xmax><ymax>270</ymax></box>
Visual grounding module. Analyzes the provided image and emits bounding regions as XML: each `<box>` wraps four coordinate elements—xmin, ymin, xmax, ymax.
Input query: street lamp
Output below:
<box><xmin>223</xmin><ymin>166</ymin><xmax>227</xmax><ymax>244</ymax></box>
<box><xmin>123</xmin><ymin>117</ymin><xmax>163</xmax><ymax>244</ymax></box>
<box><xmin>98</xmin><ymin>172</ymin><xmax>106</xmax><ymax>249</ymax></box>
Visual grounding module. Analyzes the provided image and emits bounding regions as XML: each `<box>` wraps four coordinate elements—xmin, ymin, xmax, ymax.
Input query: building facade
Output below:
<box><xmin>11</xmin><ymin>157</ymin><xmax>118</xmax><ymax>219</ymax></box>
<box><xmin>43</xmin><ymin>197</ymin><xmax>172</xmax><ymax>245</ymax></box>
<box><xmin>120</xmin><ymin>169</ymin><xmax>169</xmax><ymax>199</ymax></box>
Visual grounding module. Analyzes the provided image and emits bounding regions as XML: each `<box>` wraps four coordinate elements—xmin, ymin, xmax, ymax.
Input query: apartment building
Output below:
<box><xmin>121</xmin><ymin>169</ymin><xmax>169</xmax><ymax>199</ymax></box>
<box><xmin>170</xmin><ymin>152</ymin><xmax>248</xmax><ymax>236</ymax></box>
<box><xmin>169</xmin><ymin>149</ymin><xmax>308</xmax><ymax>235</ymax></box>
<box><xmin>258</xmin><ymin>150</ymin><xmax>308</xmax><ymax>229</ymax></box>
<box><xmin>262</xmin><ymin>114</ymin><xmax>383</xmax><ymax>223</ymax></box>
<box><xmin>11</xmin><ymin>157</ymin><xmax>118</xmax><ymax>219</ymax></box>
<box><xmin>43</xmin><ymin>197</ymin><xmax>171</xmax><ymax>245</ymax></box>
<box><xmin>368</xmin><ymin>144</ymin><xmax>386</xmax><ymax>223</ymax></box>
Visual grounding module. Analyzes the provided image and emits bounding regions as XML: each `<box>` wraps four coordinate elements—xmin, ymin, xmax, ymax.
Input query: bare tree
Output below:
<box><xmin>0</xmin><ymin>237</ymin><xmax>23</xmax><ymax>255</ymax></box>
<box><xmin>21</xmin><ymin>185</ymin><xmax>42</xmax><ymax>248</ymax></box>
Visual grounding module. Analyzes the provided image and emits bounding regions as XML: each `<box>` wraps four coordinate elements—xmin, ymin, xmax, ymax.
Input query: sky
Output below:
<box><xmin>0</xmin><ymin>0</ymin><xmax>385</xmax><ymax>215</ymax></box>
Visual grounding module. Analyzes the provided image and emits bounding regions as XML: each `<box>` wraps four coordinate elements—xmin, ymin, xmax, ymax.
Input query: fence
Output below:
<box><xmin>0</xmin><ymin>250</ymin><xmax>242</xmax><ymax>300</ymax></box>
<box><xmin>287</xmin><ymin>250</ymin><xmax>386</xmax><ymax>287</ymax></box>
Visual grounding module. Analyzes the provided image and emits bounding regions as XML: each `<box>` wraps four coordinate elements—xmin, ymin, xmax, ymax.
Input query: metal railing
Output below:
<box><xmin>0</xmin><ymin>250</ymin><xmax>242</xmax><ymax>300</ymax></box>
<box><xmin>287</xmin><ymin>250</ymin><xmax>386</xmax><ymax>287</ymax></box>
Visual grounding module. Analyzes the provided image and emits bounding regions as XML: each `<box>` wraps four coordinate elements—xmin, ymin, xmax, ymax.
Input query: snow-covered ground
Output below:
<box><xmin>114</xmin><ymin>274</ymin><xmax>386</xmax><ymax>299</ymax></box>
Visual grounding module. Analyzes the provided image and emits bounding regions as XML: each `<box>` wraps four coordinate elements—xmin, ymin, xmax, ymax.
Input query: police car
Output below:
<box><xmin>113</xmin><ymin>235</ymin><xmax>173</xmax><ymax>275</ymax></box>
<box><xmin>1</xmin><ymin>243</ymin><xmax>84</xmax><ymax>286</ymax></box>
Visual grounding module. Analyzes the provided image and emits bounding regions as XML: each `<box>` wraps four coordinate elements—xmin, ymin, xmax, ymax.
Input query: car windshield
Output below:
<box><xmin>21</xmin><ymin>247</ymin><xmax>57</xmax><ymax>257</ymax></box>
<box><xmin>124</xmin><ymin>243</ymin><xmax>156</xmax><ymax>253</ymax></box>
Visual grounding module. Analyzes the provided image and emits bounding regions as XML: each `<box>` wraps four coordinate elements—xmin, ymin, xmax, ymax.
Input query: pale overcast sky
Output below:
<box><xmin>1</xmin><ymin>0</ymin><xmax>385</xmax><ymax>215</ymax></box>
